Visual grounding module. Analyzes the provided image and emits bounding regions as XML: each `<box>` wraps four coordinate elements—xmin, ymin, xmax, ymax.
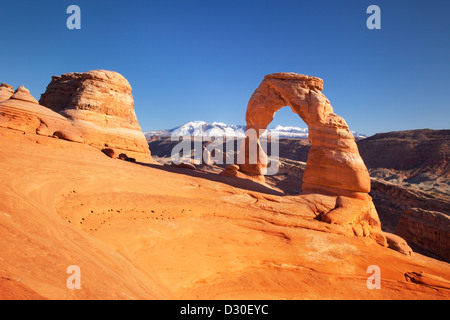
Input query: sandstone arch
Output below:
<box><xmin>229</xmin><ymin>73</ymin><xmax>388</xmax><ymax>238</ymax></box>
<box><xmin>241</xmin><ymin>72</ymin><xmax>371</xmax><ymax>197</ymax></box>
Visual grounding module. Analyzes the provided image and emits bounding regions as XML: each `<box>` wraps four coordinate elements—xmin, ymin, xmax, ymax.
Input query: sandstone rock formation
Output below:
<box><xmin>0</xmin><ymin>85</ymin><xmax>84</xmax><ymax>143</ymax></box>
<box><xmin>405</xmin><ymin>271</ymin><xmax>450</xmax><ymax>290</ymax></box>
<box><xmin>2</xmin><ymin>127</ymin><xmax>450</xmax><ymax>300</ymax></box>
<box><xmin>369</xmin><ymin>178</ymin><xmax>450</xmax><ymax>230</ymax></box>
<box><xmin>228</xmin><ymin>73</ymin><xmax>382</xmax><ymax>235</ymax></box>
<box><xmin>358</xmin><ymin>129</ymin><xmax>450</xmax><ymax>198</ymax></box>
<box><xmin>0</xmin><ymin>83</ymin><xmax>14</xmax><ymax>101</ymax></box>
<box><xmin>102</xmin><ymin>148</ymin><xmax>117</xmax><ymax>159</ymax></box>
<box><xmin>39</xmin><ymin>70</ymin><xmax>154</xmax><ymax>163</ymax></box>
<box><xmin>171</xmin><ymin>161</ymin><xmax>197</xmax><ymax>170</ymax></box>
<box><xmin>396</xmin><ymin>208</ymin><xmax>450</xmax><ymax>262</ymax></box>
<box><xmin>241</xmin><ymin>73</ymin><xmax>370</xmax><ymax>193</ymax></box>
<box><xmin>11</xmin><ymin>85</ymin><xmax>39</xmax><ymax>104</ymax></box>
<box><xmin>384</xmin><ymin>232</ymin><xmax>414</xmax><ymax>256</ymax></box>
<box><xmin>358</xmin><ymin>129</ymin><xmax>450</xmax><ymax>177</ymax></box>
<box><xmin>148</xmin><ymin>129</ymin><xmax>448</xmax><ymax>259</ymax></box>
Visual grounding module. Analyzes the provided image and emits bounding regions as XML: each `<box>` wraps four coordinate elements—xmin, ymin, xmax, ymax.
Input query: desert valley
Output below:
<box><xmin>0</xmin><ymin>70</ymin><xmax>449</xmax><ymax>301</ymax></box>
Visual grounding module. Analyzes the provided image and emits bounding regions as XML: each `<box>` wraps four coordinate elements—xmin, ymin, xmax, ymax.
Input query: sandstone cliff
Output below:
<box><xmin>39</xmin><ymin>70</ymin><xmax>155</xmax><ymax>163</ymax></box>
<box><xmin>358</xmin><ymin>129</ymin><xmax>449</xmax><ymax>177</ymax></box>
<box><xmin>223</xmin><ymin>73</ymin><xmax>383</xmax><ymax>241</ymax></box>
<box><xmin>370</xmin><ymin>179</ymin><xmax>450</xmax><ymax>262</ymax></box>
<box><xmin>396</xmin><ymin>207</ymin><xmax>450</xmax><ymax>262</ymax></box>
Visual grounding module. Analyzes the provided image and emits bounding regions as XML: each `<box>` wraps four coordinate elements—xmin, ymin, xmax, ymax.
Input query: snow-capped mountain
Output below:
<box><xmin>145</xmin><ymin>121</ymin><xmax>367</xmax><ymax>139</ymax></box>
<box><xmin>145</xmin><ymin>121</ymin><xmax>246</xmax><ymax>138</ymax></box>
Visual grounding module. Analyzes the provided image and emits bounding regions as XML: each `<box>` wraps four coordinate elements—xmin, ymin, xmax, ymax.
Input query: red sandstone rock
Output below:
<box><xmin>384</xmin><ymin>232</ymin><xmax>414</xmax><ymax>256</ymax></box>
<box><xmin>396</xmin><ymin>208</ymin><xmax>450</xmax><ymax>261</ymax></box>
<box><xmin>11</xmin><ymin>86</ymin><xmax>39</xmax><ymax>104</ymax></box>
<box><xmin>39</xmin><ymin>70</ymin><xmax>155</xmax><ymax>163</ymax></box>
<box><xmin>1</xmin><ymin>111</ymin><xmax>450</xmax><ymax>300</ymax></box>
<box><xmin>405</xmin><ymin>271</ymin><xmax>450</xmax><ymax>290</ymax></box>
<box><xmin>235</xmin><ymin>72</ymin><xmax>381</xmax><ymax>235</ymax></box>
<box><xmin>226</xmin><ymin>164</ymin><xmax>240</xmax><ymax>171</ymax></box>
<box><xmin>172</xmin><ymin>162</ymin><xmax>197</xmax><ymax>170</ymax></box>
<box><xmin>102</xmin><ymin>148</ymin><xmax>117</xmax><ymax>159</ymax></box>
<box><xmin>0</xmin><ymin>83</ymin><xmax>14</xmax><ymax>101</ymax></box>
<box><xmin>0</xmin><ymin>85</ymin><xmax>84</xmax><ymax>143</ymax></box>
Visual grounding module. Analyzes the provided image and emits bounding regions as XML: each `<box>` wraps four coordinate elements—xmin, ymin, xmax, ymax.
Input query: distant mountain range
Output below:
<box><xmin>144</xmin><ymin>121</ymin><xmax>367</xmax><ymax>139</ymax></box>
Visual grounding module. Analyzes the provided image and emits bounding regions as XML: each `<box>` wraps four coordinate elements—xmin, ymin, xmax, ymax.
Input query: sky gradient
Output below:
<box><xmin>1</xmin><ymin>0</ymin><xmax>449</xmax><ymax>135</ymax></box>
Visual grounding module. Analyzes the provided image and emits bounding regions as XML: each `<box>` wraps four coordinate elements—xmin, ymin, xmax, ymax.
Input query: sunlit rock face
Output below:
<box><xmin>239</xmin><ymin>72</ymin><xmax>382</xmax><ymax>233</ymax></box>
<box><xmin>40</xmin><ymin>70</ymin><xmax>154</xmax><ymax>163</ymax></box>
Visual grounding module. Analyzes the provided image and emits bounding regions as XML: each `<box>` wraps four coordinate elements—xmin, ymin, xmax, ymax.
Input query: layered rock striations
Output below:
<box><xmin>229</xmin><ymin>73</ymin><xmax>384</xmax><ymax>239</ymax></box>
<box><xmin>0</xmin><ymin>85</ymin><xmax>83</xmax><ymax>143</ymax></box>
<box><xmin>242</xmin><ymin>73</ymin><xmax>370</xmax><ymax>194</ymax></box>
<box><xmin>396</xmin><ymin>208</ymin><xmax>450</xmax><ymax>262</ymax></box>
<box><xmin>39</xmin><ymin>70</ymin><xmax>154</xmax><ymax>163</ymax></box>
<box><xmin>0</xmin><ymin>83</ymin><xmax>14</xmax><ymax>101</ymax></box>
<box><xmin>358</xmin><ymin>129</ymin><xmax>450</xmax><ymax>185</ymax></box>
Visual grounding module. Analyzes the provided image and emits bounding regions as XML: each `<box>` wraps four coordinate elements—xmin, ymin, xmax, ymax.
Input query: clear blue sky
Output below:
<box><xmin>1</xmin><ymin>0</ymin><xmax>449</xmax><ymax>135</ymax></box>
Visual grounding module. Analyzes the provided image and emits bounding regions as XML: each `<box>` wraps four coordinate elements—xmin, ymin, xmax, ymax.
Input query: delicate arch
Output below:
<box><xmin>240</xmin><ymin>73</ymin><xmax>371</xmax><ymax>196</ymax></box>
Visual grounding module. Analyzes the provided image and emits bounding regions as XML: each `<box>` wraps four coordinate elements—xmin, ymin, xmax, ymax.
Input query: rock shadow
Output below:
<box><xmin>134</xmin><ymin>162</ymin><xmax>285</xmax><ymax>196</ymax></box>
